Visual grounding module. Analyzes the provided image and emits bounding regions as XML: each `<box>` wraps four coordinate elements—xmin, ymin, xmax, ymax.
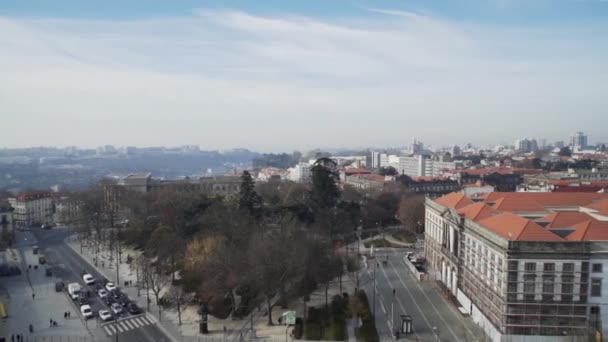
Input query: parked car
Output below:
<box><xmin>80</xmin><ymin>305</ymin><xmax>93</xmax><ymax>319</ymax></box>
<box><xmin>98</xmin><ymin>309</ymin><xmax>113</xmax><ymax>322</ymax></box>
<box><xmin>78</xmin><ymin>293</ymin><xmax>89</xmax><ymax>305</ymax></box>
<box><xmin>110</xmin><ymin>289</ymin><xmax>122</xmax><ymax>299</ymax></box>
<box><xmin>45</xmin><ymin>267</ymin><xmax>53</xmax><ymax>276</ymax></box>
<box><xmin>105</xmin><ymin>282</ymin><xmax>117</xmax><ymax>292</ymax></box>
<box><xmin>110</xmin><ymin>303</ymin><xmax>123</xmax><ymax>315</ymax></box>
<box><xmin>55</xmin><ymin>281</ymin><xmax>64</xmax><ymax>292</ymax></box>
<box><xmin>98</xmin><ymin>289</ymin><xmax>108</xmax><ymax>299</ymax></box>
<box><xmin>118</xmin><ymin>295</ymin><xmax>130</xmax><ymax>307</ymax></box>
<box><xmin>32</xmin><ymin>246</ymin><xmax>39</xmax><ymax>254</ymax></box>
<box><xmin>127</xmin><ymin>303</ymin><xmax>140</xmax><ymax>315</ymax></box>
<box><xmin>83</xmin><ymin>273</ymin><xmax>95</xmax><ymax>285</ymax></box>
<box><xmin>104</xmin><ymin>296</ymin><xmax>116</xmax><ymax>306</ymax></box>
<box><xmin>38</xmin><ymin>256</ymin><xmax>46</xmax><ymax>265</ymax></box>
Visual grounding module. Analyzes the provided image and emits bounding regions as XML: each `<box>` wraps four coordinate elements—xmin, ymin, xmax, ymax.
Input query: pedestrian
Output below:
<box><xmin>11</xmin><ymin>334</ymin><xmax>14</xmax><ymax>342</ymax></box>
<box><xmin>31</xmin><ymin>293</ymin><xmax>35</xmax><ymax>300</ymax></box>
<box><xmin>63</xmin><ymin>311</ymin><xmax>67</xmax><ymax>319</ymax></box>
<box><xmin>16</xmin><ymin>335</ymin><xmax>19</xmax><ymax>342</ymax></box>
<box><xmin>68</xmin><ymin>311</ymin><xmax>71</xmax><ymax>318</ymax></box>
<box><xmin>50</xmin><ymin>318</ymin><xmax>53</xmax><ymax>327</ymax></box>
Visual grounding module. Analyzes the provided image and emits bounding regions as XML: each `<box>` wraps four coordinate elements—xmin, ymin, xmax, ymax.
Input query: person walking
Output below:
<box><xmin>31</xmin><ymin>293</ymin><xmax>35</xmax><ymax>300</ymax></box>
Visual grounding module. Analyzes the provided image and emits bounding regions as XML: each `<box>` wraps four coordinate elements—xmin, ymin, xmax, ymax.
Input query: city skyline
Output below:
<box><xmin>1</xmin><ymin>0</ymin><xmax>607</xmax><ymax>150</ymax></box>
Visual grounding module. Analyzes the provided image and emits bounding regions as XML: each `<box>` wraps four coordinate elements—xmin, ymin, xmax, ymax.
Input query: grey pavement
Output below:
<box><xmin>0</xmin><ymin>228</ymin><xmax>93</xmax><ymax>340</ymax></box>
<box><xmin>361</xmin><ymin>248</ymin><xmax>482</xmax><ymax>342</ymax></box>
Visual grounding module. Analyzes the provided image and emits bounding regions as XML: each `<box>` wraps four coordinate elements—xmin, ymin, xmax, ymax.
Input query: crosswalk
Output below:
<box><xmin>102</xmin><ymin>315</ymin><xmax>155</xmax><ymax>336</ymax></box>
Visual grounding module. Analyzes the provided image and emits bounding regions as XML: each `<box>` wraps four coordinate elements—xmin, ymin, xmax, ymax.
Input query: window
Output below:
<box><xmin>543</xmin><ymin>263</ymin><xmax>555</xmax><ymax>273</ymax></box>
<box><xmin>590</xmin><ymin>306</ymin><xmax>600</xmax><ymax>315</ymax></box>
<box><xmin>524</xmin><ymin>274</ymin><xmax>536</xmax><ymax>301</ymax></box>
<box><xmin>562</xmin><ymin>263</ymin><xmax>574</xmax><ymax>273</ymax></box>
<box><xmin>592</xmin><ymin>263</ymin><xmax>603</xmax><ymax>273</ymax></box>
<box><xmin>591</xmin><ymin>279</ymin><xmax>602</xmax><ymax>297</ymax></box>
<box><xmin>542</xmin><ymin>276</ymin><xmax>555</xmax><ymax>301</ymax></box>
<box><xmin>525</xmin><ymin>262</ymin><xmax>536</xmax><ymax>272</ymax></box>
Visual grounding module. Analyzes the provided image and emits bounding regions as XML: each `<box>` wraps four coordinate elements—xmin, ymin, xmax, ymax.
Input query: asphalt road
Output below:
<box><xmin>29</xmin><ymin>227</ymin><xmax>172</xmax><ymax>342</ymax></box>
<box><xmin>361</xmin><ymin>249</ymin><xmax>482</xmax><ymax>342</ymax></box>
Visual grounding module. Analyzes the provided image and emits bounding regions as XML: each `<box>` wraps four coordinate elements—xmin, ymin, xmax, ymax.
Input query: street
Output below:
<box><xmin>12</xmin><ymin>227</ymin><xmax>173</xmax><ymax>342</ymax></box>
<box><xmin>361</xmin><ymin>249</ymin><xmax>481</xmax><ymax>341</ymax></box>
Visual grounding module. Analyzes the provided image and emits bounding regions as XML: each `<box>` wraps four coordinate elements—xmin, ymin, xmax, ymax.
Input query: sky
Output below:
<box><xmin>1</xmin><ymin>0</ymin><xmax>608</xmax><ymax>152</ymax></box>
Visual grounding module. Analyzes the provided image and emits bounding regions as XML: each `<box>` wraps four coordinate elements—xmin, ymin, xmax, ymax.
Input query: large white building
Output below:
<box><xmin>570</xmin><ymin>132</ymin><xmax>589</xmax><ymax>150</ymax></box>
<box><xmin>398</xmin><ymin>155</ymin><xmax>462</xmax><ymax>177</ymax></box>
<box><xmin>425</xmin><ymin>192</ymin><xmax>608</xmax><ymax>341</ymax></box>
<box><xmin>288</xmin><ymin>163</ymin><xmax>312</xmax><ymax>183</ymax></box>
<box><xmin>9</xmin><ymin>191</ymin><xmax>54</xmax><ymax>227</ymax></box>
<box><xmin>0</xmin><ymin>201</ymin><xmax>14</xmax><ymax>233</ymax></box>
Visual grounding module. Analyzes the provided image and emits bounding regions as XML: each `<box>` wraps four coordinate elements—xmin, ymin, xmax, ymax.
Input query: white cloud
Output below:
<box><xmin>0</xmin><ymin>9</ymin><xmax>606</xmax><ymax>151</ymax></box>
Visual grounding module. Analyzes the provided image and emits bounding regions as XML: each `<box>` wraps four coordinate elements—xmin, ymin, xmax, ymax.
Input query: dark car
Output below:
<box><xmin>118</xmin><ymin>295</ymin><xmax>130</xmax><ymax>307</ymax></box>
<box><xmin>38</xmin><ymin>256</ymin><xmax>46</xmax><ymax>265</ymax></box>
<box><xmin>55</xmin><ymin>281</ymin><xmax>64</xmax><ymax>292</ymax></box>
<box><xmin>110</xmin><ymin>289</ymin><xmax>122</xmax><ymax>299</ymax></box>
<box><xmin>104</xmin><ymin>296</ymin><xmax>116</xmax><ymax>306</ymax></box>
<box><xmin>78</xmin><ymin>293</ymin><xmax>89</xmax><ymax>305</ymax></box>
<box><xmin>45</xmin><ymin>267</ymin><xmax>53</xmax><ymax>276</ymax></box>
<box><xmin>127</xmin><ymin>303</ymin><xmax>140</xmax><ymax>315</ymax></box>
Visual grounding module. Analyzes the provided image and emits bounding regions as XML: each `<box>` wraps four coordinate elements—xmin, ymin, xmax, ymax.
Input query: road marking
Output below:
<box><xmin>124</xmin><ymin>319</ymin><xmax>136</xmax><ymax>329</ymax></box>
<box><xmin>104</xmin><ymin>326</ymin><xmax>113</xmax><ymax>336</ymax></box>
<box><xmin>130</xmin><ymin>318</ymin><xmax>142</xmax><ymax>327</ymax></box>
<box><xmin>140</xmin><ymin>316</ymin><xmax>151</xmax><ymax>325</ymax></box>
<box><xmin>116</xmin><ymin>322</ymin><xmax>125</xmax><ymax>332</ymax></box>
<box><xmin>390</xmin><ymin>253</ymin><xmax>463</xmax><ymax>341</ymax></box>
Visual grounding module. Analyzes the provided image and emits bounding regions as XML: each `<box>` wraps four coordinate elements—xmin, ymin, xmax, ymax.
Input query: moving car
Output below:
<box><xmin>127</xmin><ymin>303</ymin><xmax>140</xmax><ymax>314</ymax></box>
<box><xmin>55</xmin><ymin>281</ymin><xmax>64</xmax><ymax>292</ymax></box>
<box><xmin>110</xmin><ymin>303</ymin><xmax>123</xmax><ymax>315</ymax></box>
<box><xmin>83</xmin><ymin>273</ymin><xmax>95</xmax><ymax>285</ymax></box>
<box><xmin>98</xmin><ymin>289</ymin><xmax>108</xmax><ymax>299</ymax></box>
<box><xmin>80</xmin><ymin>304</ymin><xmax>93</xmax><ymax>319</ymax></box>
<box><xmin>45</xmin><ymin>267</ymin><xmax>52</xmax><ymax>276</ymax></box>
<box><xmin>38</xmin><ymin>256</ymin><xmax>46</xmax><ymax>265</ymax></box>
<box><xmin>98</xmin><ymin>309</ymin><xmax>112</xmax><ymax>322</ymax></box>
<box><xmin>105</xmin><ymin>282</ymin><xmax>117</xmax><ymax>292</ymax></box>
<box><xmin>118</xmin><ymin>295</ymin><xmax>130</xmax><ymax>307</ymax></box>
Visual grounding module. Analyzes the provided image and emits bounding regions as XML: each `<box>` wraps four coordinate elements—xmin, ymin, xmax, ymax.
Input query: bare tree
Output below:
<box><xmin>142</xmin><ymin>258</ymin><xmax>171</xmax><ymax>320</ymax></box>
<box><xmin>398</xmin><ymin>195</ymin><xmax>426</xmax><ymax>233</ymax></box>
<box><xmin>164</xmin><ymin>285</ymin><xmax>195</xmax><ymax>325</ymax></box>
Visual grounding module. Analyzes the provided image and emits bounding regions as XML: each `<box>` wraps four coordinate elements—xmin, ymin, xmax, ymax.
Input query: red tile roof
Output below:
<box><xmin>566</xmin><ymin>220</ymin><xmax>608</xmax><ymax>241</ymax></box>
<box><xmin>584</xmin><ymin>198</ymin><xmax>608</xmax><ymax>211</ymax></box>
<box><xmin>482</xmin><ymin>192</ymin><xmax>608</xmax><ymax>209</ymax></box>
<box><xmin>457</xmin><ymin>167</ymin><xmax>543</xmax><ymax>176</ymax></box>
<box><xmin>477</xmin><ymin>212</ymin><xmax>564</xmax><ymax>241</ymax></box>
<box><xmin>490</xmin><ymin>196</ymin><xmax>547</xmax><ymax>213</ymax></box>
<box><xmin>457</xmin><ymin>202</ymin><xmax>495</xmax><ymax>221</ymax></box>
<box><xmin>536</xmin><ymin>212</ymin><xmax>593</xmax><ymax>228</ymax></box>
<box><xmin>344</xmin><ymin>168</ymin><xmax>371</xmax><ymax>175</ymax></box>
<box><xmin>435</xmin><ymin>192</ymin><xmax>474</xmax><ymax>209</ymax></box>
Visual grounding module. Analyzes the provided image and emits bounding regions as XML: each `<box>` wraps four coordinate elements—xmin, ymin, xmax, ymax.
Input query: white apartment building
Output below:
<box><xmin>9</xmin><ymin>191</ymin><xmax>54</xmax><ymax>227</ymax></box>
<box><xmin>398</xmin><ymin>155</ymin><xmax>461</xmax><ymax>177</ymax></box>
<box><xmin>288</xmin><ymin>163</ymin><xmax>312</xmax><ymax>183</ymax></box>
<box><xmin>425</xmin><ymin>192</ymin><xmax>608</xmax><ymax>341</ymax></box>
<box><xmin>0</xmin><ymin>201</ymin><xmax>14</xmax><ymax>232</ymax></box>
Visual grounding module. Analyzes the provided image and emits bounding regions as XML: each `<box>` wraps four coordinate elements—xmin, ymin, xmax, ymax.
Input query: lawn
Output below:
<box><xmin>391</xmin><ymin>230</ymin><xmax>417</xmax><ymax>243</ymax></box>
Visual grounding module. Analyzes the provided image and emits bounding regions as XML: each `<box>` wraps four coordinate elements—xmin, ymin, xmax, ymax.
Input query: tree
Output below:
<box><xmin>247</xmin><ymin>227</ymin><xmax>308</xmax><ymax>325</ymax></box>
<box><xmin>146</xmin><ymin>225</ymin><xmax>185</xmax><ymax>282</ymax></box>
<box><xmin>144</xmin><ymin>260</ymin><xmax>171</xmax><ymax>320</ymax></box>
<box><xmin>310</xmin><ymin>158</ymin><xmax>340</xmax><ymax>210</ymax></box>
<box><xmin>398</xmin><ymin>195</ymin><xmax>426</xmax><ymax>233</ymax></box>
<box><xmin>239</xmin><ymin>170</ymin><xmax>263</xmax><ymax>220</ymax></box>
<box><xmin>164</xmin><ymin>285</ymin><xmax>195</xmax><ymax>325</ymax></box>
<box><xmin>559</xmin><ymin>147</ymin><xmax>572</xmax><ymax>157</ymax></box>
<box><xmin>378</xmin><ymin>166</ymin><xmax>398</xmax><ymax>176</ymax></box>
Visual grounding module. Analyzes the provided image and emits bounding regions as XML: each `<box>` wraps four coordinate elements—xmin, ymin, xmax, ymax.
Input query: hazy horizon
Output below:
<box><xmin>2</xmin><ymin>0</ymin><xmax>607</xmax><ymax>151</ymax></box>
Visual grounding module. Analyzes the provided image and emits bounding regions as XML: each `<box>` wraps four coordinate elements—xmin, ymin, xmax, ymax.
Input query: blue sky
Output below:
<box><xmin>1</xmin><ymin>0</ymin><xmax>607</xmax><ymax>151</ymax></box>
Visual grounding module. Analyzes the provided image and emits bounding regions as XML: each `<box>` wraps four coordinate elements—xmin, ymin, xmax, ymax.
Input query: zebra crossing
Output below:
<box><xmin>102</xmin><ymin>315</ymin><xmax>155</xmax><ymax>336</ymax></box>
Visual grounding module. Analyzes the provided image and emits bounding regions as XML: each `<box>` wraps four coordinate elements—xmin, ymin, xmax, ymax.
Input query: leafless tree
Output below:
<box><xmin>164</xmin><ymin>285</ymin><xmax>195</xmax><ymax>325</ymax></box>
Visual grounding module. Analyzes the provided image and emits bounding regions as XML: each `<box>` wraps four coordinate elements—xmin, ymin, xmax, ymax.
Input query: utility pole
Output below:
<box><xmin>392</xmin><ymin>288</ymin><xmax>396</xmax><ymax>331</ymax></box>
<box><xmin>373</xmin><ymin>262</ymin><xmax>378</xmax><ymax>318</ymax></box>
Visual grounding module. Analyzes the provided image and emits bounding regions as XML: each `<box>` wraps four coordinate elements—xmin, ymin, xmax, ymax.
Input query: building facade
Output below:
<box><xmin>425</xmin><ymin>192</ymin><xmax>608</xmax><ymax>341</ymax></box>
<box><xmin>8</xmin><ymin>191</ymin><xmax>54</xmax><ymax>227</ymax></box>
<box><xmin>0</xmin><ymin>201</ymin><xmax>14</xmax><ymax>233</ymax></box>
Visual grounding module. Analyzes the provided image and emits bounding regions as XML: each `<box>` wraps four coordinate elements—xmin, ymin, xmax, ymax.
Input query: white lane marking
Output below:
<box><xmin>139</xmin><ymin>316</ymin><xmax>151</xmax><ymax>325</ymax></box>
<box><xmin>104</xmin><ymin>326</ymin><xmax>113</xmax><ymax>336</ymax></box>
<box><xmin>130</xmin><ymin>318</ymin><xmax>142</xmax><ymax>328</ymax></box>
<box><xmin>108</xmin><ymin>324</ymin><xmax>117</xmax><ymax>334</ymax></box>
<box><xmin>125</xmin><ymin>319</ymin><xmax>137</xmax><ymax>329</ymax></box>
<box><xmin>116</xmin><ymin>322</ymin><xmax>125</xmax><ymax>332</ymax></box>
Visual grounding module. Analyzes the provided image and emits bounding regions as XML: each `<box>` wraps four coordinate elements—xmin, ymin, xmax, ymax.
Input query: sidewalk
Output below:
<box><xmin>67</xmin><ymin>237</ymin><xmax>352</xmax><ymax>341</ymax></box>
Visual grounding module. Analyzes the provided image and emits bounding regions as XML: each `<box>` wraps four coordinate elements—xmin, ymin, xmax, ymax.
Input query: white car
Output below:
<box><xmin>110</xmin><ymin>303</ymin><xmax>123</xmax><ymax>315</ymax></box>
<box><xmin>80</xmin><ymin>305</ymin><xmax>93</xmax><ymax>319</ymax></box>
<box><xmin>98</xmin><ymin>289</ymin><xmax>108</xmax><ymax>299</ymax></box>
<box><xmin>83</xmin><ymin>274</ymin><xmax>95</xmax><ymax>285</ymax></box>
<box><xmin>105</xmin><ymin>282</ymin><xmax>117</xmax><ymax>292</ymax></box>
<box><xmin>98</xmin><ymin>309</ymin><xmax>112</xmax><ymax>322</ymax></box>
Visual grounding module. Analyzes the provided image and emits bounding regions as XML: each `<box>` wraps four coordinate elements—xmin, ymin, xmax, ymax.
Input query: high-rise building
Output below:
<box><xmin>370</xmin><ymin>151</ymin><xmax>381</xmax><ymax>169</ymax></box>
<box><xmin>410</xmin><ymin>138</ymin><xmax>424</xmax><ymax>154</ymax></box>
<box><xmin>570</xmin><ymin>132</ymin><xmax>588</xmax><ymax>150</ymax></box>
<box><xmin>514</xmin><ymin>138</ymin><xmax>539</xmax><ymax>153</ymax></box>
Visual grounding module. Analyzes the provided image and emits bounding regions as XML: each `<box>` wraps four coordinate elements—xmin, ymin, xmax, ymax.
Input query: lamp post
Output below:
<box><xmin>373</xmin><ymin>262</ymin><xmax>378</xmax><ymax>318</ymax></box>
